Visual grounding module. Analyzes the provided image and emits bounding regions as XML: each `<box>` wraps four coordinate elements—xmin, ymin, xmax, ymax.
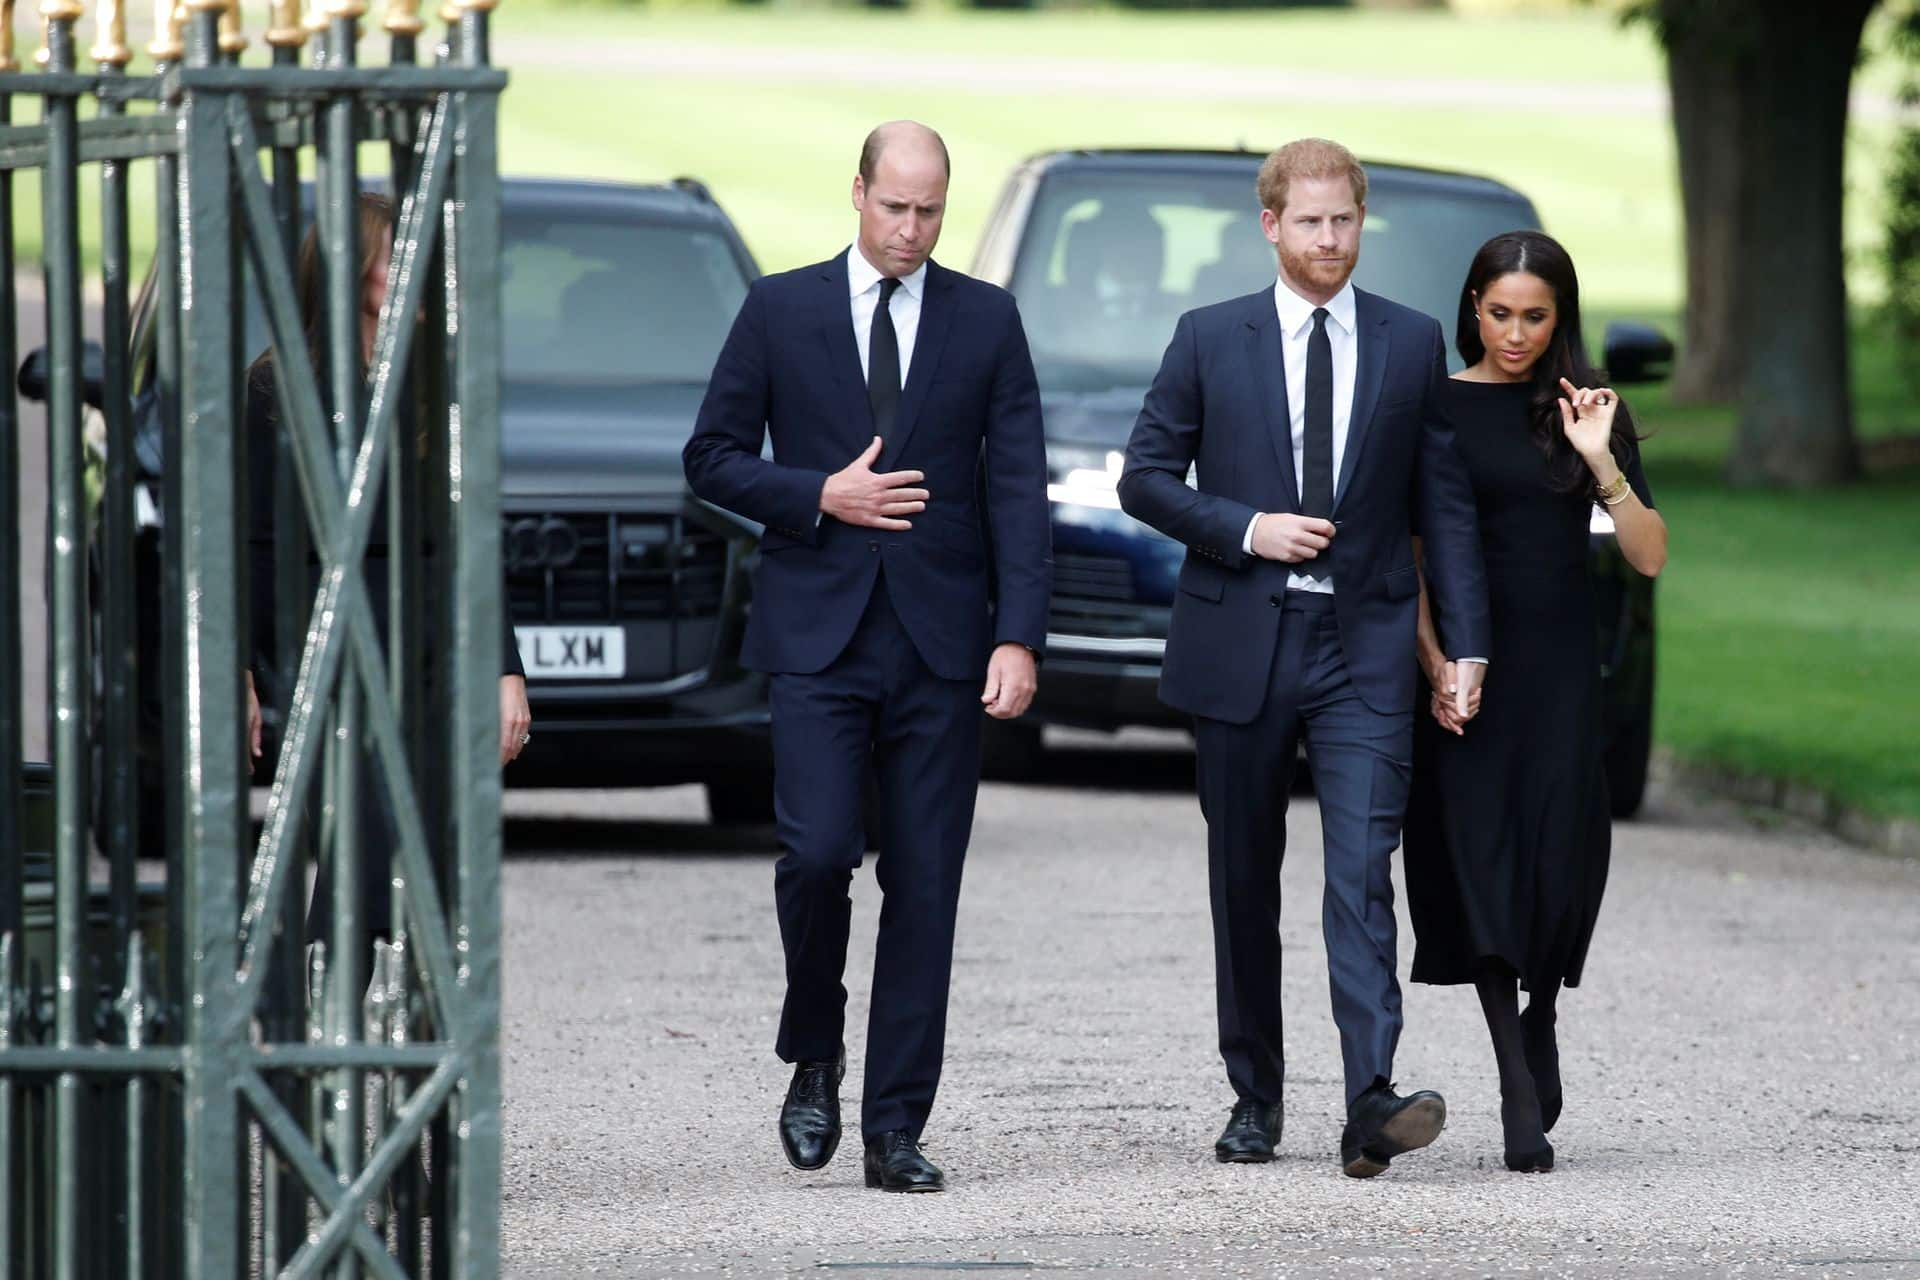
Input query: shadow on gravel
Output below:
<box><xmin>985</xmin><ymin>733</ymin><xmax>1314</xmax><ymax>796</ymax></box>
<box><xmin>503</xmin><ymin>817</ymin><xmax>776</xmax><ymax>859</ymax></box>
<box><xmin>503</xmin><ymin>732</ymin><xmax>1318</xmax><ymax>858</ymax></box>
<box><xmin>984</xmin><ymin>741</ymin><xmax>1198</xmax><ymax>793</ymax></box>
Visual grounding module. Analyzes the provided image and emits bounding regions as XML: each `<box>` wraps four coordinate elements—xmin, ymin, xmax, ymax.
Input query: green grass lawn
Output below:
<box><xmin>486</xmin><ymin>4</ymin><xmax>1904</xmax><ymax>311</ymax></box>
<box><xmin>1593</xmin><ymin>314</ymin><xmax>1920</xmax><ymax>824</ymax></box>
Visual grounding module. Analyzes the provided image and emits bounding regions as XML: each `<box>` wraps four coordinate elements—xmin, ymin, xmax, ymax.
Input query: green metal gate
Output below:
<box><xmin>0</xmin><ymin>1</ymin><xmax>509</xmax><ymax>1274</ymax></box>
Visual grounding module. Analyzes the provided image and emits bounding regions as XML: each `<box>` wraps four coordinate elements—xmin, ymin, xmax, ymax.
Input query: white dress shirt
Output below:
<box><xmin>1239</xmin><ymin>279</ymin><xmax>1487</xmax><ymax>666</ymax></box>
<box><xmin>848</xmin><ymin>244</ymin><xmax>926</xmax><ymax>387</ymax></box>
<box><xmin>1242</xmin><ymin>278</ymin><xmax>1358</xmax><ymax>595</ymax></box>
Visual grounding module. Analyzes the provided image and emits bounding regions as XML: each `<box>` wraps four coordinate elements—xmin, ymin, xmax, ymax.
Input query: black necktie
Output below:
<box><xmin>868</xmin><ymin>277</ymin><xmax>902</xmax><ymax>442</ymax></box>
<box><xmin>1301</xmin><ymin>306</ymin><xmax>1334</xmax><ymax>518</ymax></box>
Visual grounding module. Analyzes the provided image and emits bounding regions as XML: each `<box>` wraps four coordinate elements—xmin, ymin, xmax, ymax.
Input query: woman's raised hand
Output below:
<box><xmin>1557</xmin><ymin>376</ymin><xmax>1618</xmax><ymax>461</ymax></box>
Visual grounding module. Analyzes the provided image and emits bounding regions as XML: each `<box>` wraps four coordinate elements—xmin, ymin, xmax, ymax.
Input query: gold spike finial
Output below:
<box><xmin>90</xmin><ymin>0</ymin><xmax>130</xmax><ymax>64</ymax></box>
<box><xmin>38</xmin><ymin>0</ymin><xmax>85</xmax><ymax>69</ymax></box>
<box><xmin>215</xmin><ymin>0</ymin><xmax>244</xmax><ymax>52</ymax></box>
<box><xmin>301</xmin><ymin>0</ymin><xmax>326</xmax><ymax>32</ymax></box>
<box><xmin>383</xmin><ymin>0</ymin><xmax>421</xmax><ymax>35</ymax></box>
<box><xmin>264</xmin><ymin>0</ymin><xmax>303</xmax><ymax>45</ymax></box>
<box><xmin>38</xmin><ymin>2</ymin><xmax>87</xmax><ymax>70</ymax></box>
<box><xmin>145</xmin><ymin>0</ymin><xmax>182</xmax><ymax>58</ymax></box>
<box><xmin>322</xmin><ymin>0</ymin><xmax>366</xmax><ymax>17</ymax></box>
<box><xmin>451</xmin><ymin>0</ymin><xmax>497</xmax><ymax>10</ymax></box>
<box><xmin>0</xmin><ymin>0</ymin><xmax>18</xmax><ymax>72</ymax></box>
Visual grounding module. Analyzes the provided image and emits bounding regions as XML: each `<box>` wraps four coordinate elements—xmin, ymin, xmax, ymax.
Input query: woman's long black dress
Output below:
<box><xmin>1404</xmin><ymin>378</ymin><xmax>1653</xmax><ymax>992</ymax></box>
<box><xmin>244</xmin><ymin>356</ymin><xmax>525</xmax><ymax>939</ymax></box>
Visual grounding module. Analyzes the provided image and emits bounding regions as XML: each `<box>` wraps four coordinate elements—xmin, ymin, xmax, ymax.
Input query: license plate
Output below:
<box><xmin>515</xmin><ymin>626</ymin><xmax>625</xmax><ymax>679</ymax></box>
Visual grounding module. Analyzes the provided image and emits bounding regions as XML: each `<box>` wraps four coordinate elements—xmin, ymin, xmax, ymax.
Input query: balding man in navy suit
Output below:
<box><xmin>684</xmin><ymin>121</ymin><xmax>1051</xmax><ymax>1193</ymax></box>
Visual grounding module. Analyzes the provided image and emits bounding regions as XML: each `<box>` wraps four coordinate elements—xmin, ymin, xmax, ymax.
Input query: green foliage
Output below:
<box><xmin>1883</xmin><ymin>6</ymin><xmax>1920</xmax><ymax>393</ymax></box>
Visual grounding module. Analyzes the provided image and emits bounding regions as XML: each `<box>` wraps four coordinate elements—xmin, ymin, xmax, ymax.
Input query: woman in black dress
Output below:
<box><xmin>1404</xmin><ymin>231</ymin><xmax>1667</xmax><ymax>1173</ymax></box>
<box><xmin>242</xmin><ymin>192</ymin><xmax>532</xmax><ymax>939</ymax></box>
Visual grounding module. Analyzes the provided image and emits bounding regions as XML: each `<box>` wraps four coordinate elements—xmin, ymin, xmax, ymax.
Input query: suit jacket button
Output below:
<box><xmin>1269</xmin><ymin>594</ymin><xmax>1282</xmax><ymax>607</ymax></box>
<box><xmin>868</xmin><ymin>541</ymin><xmax>879</xmax><ymax>552</ymax></box>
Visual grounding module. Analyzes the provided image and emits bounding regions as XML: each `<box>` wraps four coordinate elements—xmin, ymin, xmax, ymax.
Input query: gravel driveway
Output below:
<box><xmin>498</xmin><ymin>738</ymin><xmax>1920</xmax><ymax>1278</ymax></box>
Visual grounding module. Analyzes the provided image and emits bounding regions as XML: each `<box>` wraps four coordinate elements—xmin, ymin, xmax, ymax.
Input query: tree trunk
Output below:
<box><xmin>1665</xmin><ymin>27</ymin><xmax>1746</xmax><ymax>404</ymax></box>
<box><xmin>1657</xmin><ymin>0</ymin><xmax>1872</xmax><ymax>485</ymax></box>
<box><xmin>1724</xmin><ymin>0</ymin><xmax>1871</xmax><ymax>486</ymax></box>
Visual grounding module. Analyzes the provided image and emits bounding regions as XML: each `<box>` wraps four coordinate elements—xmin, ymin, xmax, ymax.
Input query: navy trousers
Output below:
<box><xmin>768</xmin><ymin>574</ymin><xmax>983</xmax><ymax>1140</ymax></box>
<box><xmin>1192</xmin><ymin>591</ymin><xmax>1412</xmax><ymax>1108</ymax></box>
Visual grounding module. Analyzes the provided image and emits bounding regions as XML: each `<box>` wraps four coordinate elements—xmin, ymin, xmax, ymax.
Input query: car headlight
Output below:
<box><xmin>1046</xmin><ymin>447</ymin><xmax>1198</xmax><ymax>510</ymax></box>
<box><xmin>1046</xmin><ymin>446</ymin><xmax>1124</xmax><ymax>510</ymax></box>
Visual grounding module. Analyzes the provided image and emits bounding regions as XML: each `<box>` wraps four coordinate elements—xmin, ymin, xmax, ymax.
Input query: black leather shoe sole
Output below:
<box><xmin>1340</xmin><ymin>1143</ymin><xmax>1391</xmax><ymax>1179</ymax></box>
<box><xmin>1376</xmin><ymin>1094</ymin><xmax>1446</xmax><ymax>1158</ymax></box>
<box><xmin>1342</xmin><ymin>1095</ymin><xmax>1447</xmax><ymax>1178</ymax></box>
<box><xmin>864</xmin><ymin>1167</ymin><xmax>944</xmax><ymax>1192</ymax></box>
<box><xmin>1214</xmin><ymin>1143</ymin><xmax>1275</xmax><ymax>1164</ymax></box>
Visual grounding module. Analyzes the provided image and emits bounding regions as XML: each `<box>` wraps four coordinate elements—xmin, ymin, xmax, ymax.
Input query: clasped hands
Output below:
<box><xmin>1251</xmin><ymin>514</ymin><xmax>1483</xmax><ymax>733</ymax></box>
<box><xmin>1423</xmin><ymin>652</ymin><xmax>1484</xmax><ymax>736</ymax></box>
<box><xmin>822</xmin><ymin>436</ymin><xmax>1035</xmax><ymax>721</ymax></box>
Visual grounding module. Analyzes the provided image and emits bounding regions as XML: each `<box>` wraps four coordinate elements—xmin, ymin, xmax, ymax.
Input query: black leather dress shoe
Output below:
<box><xmin>863</xmin><ymin>1130</ymin><xmax>944</xmax><ymax>1192</ymax></box>
<box><xmin>1214</xmin><ymin>1099</ymin><xmax>1283</xmax><ymax>1163</ymax></box>
<box><xmin>1340</xmin><ymin>1083</ymin><xmax>1447</xmax><ymax>1179</ymax></box>
<box><xmin>778</xmin><ymin>1048</ymin><xmax>845</xmax><ymax>1171</ymax></box>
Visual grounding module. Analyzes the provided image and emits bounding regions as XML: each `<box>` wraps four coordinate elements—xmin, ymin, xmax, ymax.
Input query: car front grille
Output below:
<box><xmin>1053</xmin><ymin>551</ymin><xmax>1134</xmax><ymax>602</ymax></box>
<box><xmin>1048</xmin><ymin>551</ymin><xmax>1168</xmax><ymax>643</ymax></box>
<box><xmin>505</xmin><ymin>510</ymin><xmax>728</xmax><ymax>680</ymax></box>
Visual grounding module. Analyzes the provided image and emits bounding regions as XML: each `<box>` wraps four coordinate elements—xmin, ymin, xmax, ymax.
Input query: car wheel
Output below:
<box><xmin>706</xmin><ymin>772</ymin><xmax>776</xmax><ymax>827</ymax></box>
<box><xmin>980</xmin><ymin>720</ymin><xmax>1045</xmax><ymax>781</ymax></box>
<box><xmin>1606</xmin><ymin>709</ymin><xmax>1652</xmax><ymax>819</ymax></box>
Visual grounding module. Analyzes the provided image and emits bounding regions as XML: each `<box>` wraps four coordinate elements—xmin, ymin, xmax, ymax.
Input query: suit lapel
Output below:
<box><xmin>1336</xmin><ymin>289</ymin><xmax>1391</xmax><ymax>511</ymax></box>
<box><xmin>815</xmin><ymin>251</ymin><xmax>870</xmax><ymax>446</ymax></box>
<box><xmin>1246</xmin><ymin>294</ymin><xmax>1299</xmax><ymax>513</ymax></box>
<box><xmin>878</xmin><ymin>260</ymin><xmax>955</xmax><ymax>469</ymax></box>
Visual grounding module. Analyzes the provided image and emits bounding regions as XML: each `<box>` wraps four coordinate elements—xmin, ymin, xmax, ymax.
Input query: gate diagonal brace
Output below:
<box><xmin>240</xmin><ymin>1060</ymin><xmax>463</xmax><ymax>1279</ymax></box>
<box><xmin>224</xmin><ymin>94</ymin><xmax>466</xmax><ymax>1037</ymax></box>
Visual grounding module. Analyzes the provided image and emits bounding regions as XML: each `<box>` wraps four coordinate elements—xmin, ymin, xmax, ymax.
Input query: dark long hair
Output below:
<box><xmin>1454</xmin><ymin>230</ymin><xmax>1639</xmax><ymax>494</ymax></box>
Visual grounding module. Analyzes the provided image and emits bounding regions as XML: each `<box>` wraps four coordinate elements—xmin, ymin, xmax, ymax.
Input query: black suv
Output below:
<box><xmin>971</xmin><ymin>149</ymin><xmax>1665</xmax><ymax>815</ymax></box>
<box><xmin>24</xmin><ymin>176</ymin><xmax>779</xmax><ymax>843</ymax></box>
<box><xmin>492</xmin><ymin>180</ymin><xmax>773</xmax><ymax>821</ymax></box>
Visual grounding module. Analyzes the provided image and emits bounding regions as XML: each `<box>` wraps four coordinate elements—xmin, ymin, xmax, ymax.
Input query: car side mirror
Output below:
<box><xmin>16</xmin><ymin>340</ymin><xmax>107</xmax><ymax>408</ymax></box>
<box><xmin>1602</xmin><ymin>321</ymin><xmax>1673</xmax><ymax>385</ymax></box>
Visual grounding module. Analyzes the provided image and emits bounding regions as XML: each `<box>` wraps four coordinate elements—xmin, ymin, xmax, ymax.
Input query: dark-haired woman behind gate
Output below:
<box><xmin>1404</xmin><ymin>230</ymin><xmax>1668</xmax><ymax>1174</ymax></box>
<box><xmin>242</xmin><ymin>192</ymin><xmax>531</xmax><ymax>942</ymax></box>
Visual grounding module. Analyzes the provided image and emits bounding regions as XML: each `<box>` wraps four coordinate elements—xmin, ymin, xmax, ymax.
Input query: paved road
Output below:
<box><xmin>497</xmin><ymin>739</ymin><xmax>1920</xmax><ymax>1279</ymax></box>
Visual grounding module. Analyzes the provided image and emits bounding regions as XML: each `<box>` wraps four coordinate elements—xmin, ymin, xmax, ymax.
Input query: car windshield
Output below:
<box><xmin>1007</xmin><ymin>169</ymin><xmax>1537</xmax><ymax>395</ymax></box>
<box><xmin>231</xmin><ymin>204</ymin><xmax>751</xmax><ymax>389</ymax></box>
<box><xmin>501</xmin><ymin>211</ymin><xmax>750</xmax><ymax>387</ymax></box>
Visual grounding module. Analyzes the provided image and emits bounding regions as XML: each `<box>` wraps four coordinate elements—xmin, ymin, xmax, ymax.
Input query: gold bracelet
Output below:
<box><xmin>1601</xmin><ymin>481</ymin><xmax>1632</xmax><ymax>507</ymax></box>
<box><xmin>1596</xmin><ymin>471</ymin><xmax>1629</xmax><ymax>504</ymax></box>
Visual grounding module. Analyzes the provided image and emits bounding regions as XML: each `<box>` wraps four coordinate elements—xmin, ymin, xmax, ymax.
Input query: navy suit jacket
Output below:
<box><xmin>683</xmin><ymin>252</ymin><xmax>1052</xmax><ymax>682</ymax></box>
<box><xmin>1118</xmin><ymin>286</ymin><xmax>1490</xmax><ymax>723</ymax></box>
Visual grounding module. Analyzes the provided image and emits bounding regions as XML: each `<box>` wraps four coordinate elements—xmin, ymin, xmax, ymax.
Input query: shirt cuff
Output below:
<box><xmin>1242</xmin><ymin>513</ymin><xmax>1262</xmax><ymax>555</ymax></box>
<box><xmin>1455</xmin><ymin>657</ymin><xmax>1489</xmax><ymax>665</ymax></box>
